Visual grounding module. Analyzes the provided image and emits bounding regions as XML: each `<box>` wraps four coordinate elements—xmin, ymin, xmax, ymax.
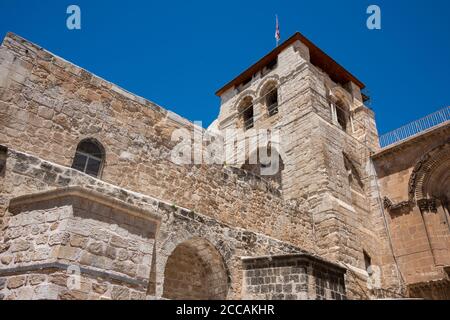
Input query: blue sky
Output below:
<box><xmin>0</xmin><ymin>0</ymin><xmax>449</xmax><ymax>134</ymax></box>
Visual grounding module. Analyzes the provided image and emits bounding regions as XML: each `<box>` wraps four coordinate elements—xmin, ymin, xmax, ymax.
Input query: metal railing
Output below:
<box><xmin>379</xmin><ymin>106</ymin><xmax>450</xmax><ymax>148</ymax></box>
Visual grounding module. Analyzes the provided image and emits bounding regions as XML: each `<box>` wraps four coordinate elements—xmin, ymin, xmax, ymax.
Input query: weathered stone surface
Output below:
<box><xmin>1</xmin><ymin>255</ymin><xmax>12</xmax><ymax>265</ymax></box>
<box><xmin>28</xmin><ymin>274</ymin><xmax>46</xmax><ymax>286</ymax></box>
<box><xmin>49</xmin><ymin>232</ymin><xmax>70</xmax><ymax>246</ymax></box>
<box><xmin>7</xmin><ymin>276</ymin><xmax>26</xmax><ymax>289</ymax></box>
<box><xmin>111</xmin><ymin>286</ymin><xmax>130</xmax><ymax>300</ymax></box>
<box><xmin>130</xmin><ymin>291</ymin><xmax>146</xmax><ymax>300</ymax></box>
<box><xmin>92</xmin><ymin>282</ymin><xmax>108</xmax><ymax>295</ymax></box>
<box><xmin>49</xmin><ymin>274</ymin><xmax>68</xmax><ymax>287</ymax></box>
<box><xmin>59</xmin><ymin>290</ymin><xmax>88</xmax><ymax>300</ymax></box>
<box><xmin>70</xmin><ymin>235</ymin><xmax>88</xmax><ymax>248</ymax></box>
<box><xmin>110</xmin><ymin>236</ymin><xmax>129</xmax><ymax>249</ymax></box>
<box><xmin>11</xmin><ymin>239</ymin><xmax>31</xmax><ymax>252</ymax></box>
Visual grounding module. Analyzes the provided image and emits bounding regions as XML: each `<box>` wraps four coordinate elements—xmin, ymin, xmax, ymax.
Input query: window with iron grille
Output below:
<box><xmin>239</xmin><ymin>96</ymin><xmax>254</xmax><ymax>131</ymax></box>
<box><xmin>243</xmin><ymin>106</ymin><xmax>254</xmax><ymax>130</ymax></box>
<box><xmin>266</xmin><ymin>88</ymin><xmax>278</xmax><ymax>116</ymax></box>
<box><xmin>72</xmin><ymin>139</ymin><xmax>105</xmax><ymax>178</ymax></box>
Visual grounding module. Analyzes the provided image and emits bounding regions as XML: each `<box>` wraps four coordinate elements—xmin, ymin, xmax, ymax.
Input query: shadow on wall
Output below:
<box><xmin>0</xmin><ymin>145</ymin><xmax>7</xmax><ymax>178</ymax></box>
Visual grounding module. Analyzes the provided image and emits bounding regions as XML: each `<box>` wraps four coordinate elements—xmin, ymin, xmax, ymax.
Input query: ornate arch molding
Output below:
<box><xmin>234</xmin><ymin>91</ymin><xmax>256</xmax><ymax>112</ymax></box>
<box><xmin>155</xmin><ymin>227</ymin><xmax>233</xmax><ymax>298</ymax></box>
<box><xmin>408</xmin><ymin>140</ymin><xmax>450</xmax><ymax>212</ymax></box>
<box><xmin>256</xmin><ymin>76</ymin><xmax>280</xmax><ymax>98</ymax></box>
<box><xmin>159</xmin><ymin>236</ymin><xmax>231</xmax><ymax>300</ymax></box>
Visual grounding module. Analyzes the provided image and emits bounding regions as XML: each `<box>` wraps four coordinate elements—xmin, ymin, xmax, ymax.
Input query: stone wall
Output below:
<box><xmin>215</xmin><ymin>36</ymin><xmax>403</xmax><ymax>298</ymax></box>
<box><xmin>373</xmin><ymin>123</ymin><xmax>450</xmax><ymax>297</ymax></box>
<box><xmin>0</xmin><ymin>33</ymin><xmax>314</xmax><ymax>253</ymax></box>
<box><xmin>242</xmin><ymin>254</ymin><xmax>346</xmax><ymax>300</ymax></box>
<box><xmin>0</xmin><ymin>147</ymin><xmax>341</xmax><ymax>300</ymax></box>
<box><xmin>0</xmin><ymin>31</ymin><xmax>411</xmax><ymax>299</ymax></box>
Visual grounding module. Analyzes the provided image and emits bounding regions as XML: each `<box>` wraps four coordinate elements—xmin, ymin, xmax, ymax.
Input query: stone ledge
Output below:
<box><xmin>241</xmin><ymin>253</ymin><xmax>346</xmax><ymax>274</ymax></box>
<box><xmin>8</xmin><ymin>185</ymin><xmax>161</xmax><ymax>225</ymax></box>
<box><xmin>0</xmin><ymin>261</ymin><xmax>148</xmax><ymax>289</ymax></box>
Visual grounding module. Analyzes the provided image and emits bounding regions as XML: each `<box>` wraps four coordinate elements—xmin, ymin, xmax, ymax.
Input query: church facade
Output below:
<box><xmin>0</xmin><ymin>32</ymin><xmax>449</xmax><ymax>300</ymax></box>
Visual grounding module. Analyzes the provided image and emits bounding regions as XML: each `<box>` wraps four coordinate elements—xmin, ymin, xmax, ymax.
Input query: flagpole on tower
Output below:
<box><xmin>275</xmin><ymin>14</ymin><xmax>280</xmax><ymax>47</ymax></box>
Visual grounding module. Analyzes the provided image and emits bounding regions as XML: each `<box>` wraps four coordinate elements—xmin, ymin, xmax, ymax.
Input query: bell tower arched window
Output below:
<box><xmin>330</xmin><ymin>98</ymin><xmax>350</xmax><ymax>133</ymax></box>
<box><xmin>262</xmin><ymin>83</ymin><xmax>278</xmax><ymax>116</ymax></box>
<box><xmin>238</xmin><ymin>97</ymin><xmax>254</xmax><ymax>131</ymax></box>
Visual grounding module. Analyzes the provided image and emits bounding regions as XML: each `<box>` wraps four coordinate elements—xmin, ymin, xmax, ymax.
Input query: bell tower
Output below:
<box><xmin>213</xmin><ymin>32</ymin><xmax>399</xmax><ymax>297</ymax></box>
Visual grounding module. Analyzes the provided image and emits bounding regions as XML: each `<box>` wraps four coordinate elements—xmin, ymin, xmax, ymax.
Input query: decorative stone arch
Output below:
<box><xmin>234</xmin><ymin>91</ymin><xmax>256</xmax><ymax>112</ymax></box>
<box><xmin>71</xmin><ymin>136</ymin><xmax>106</xmax><ymax>156</ymax></box>
<box><xmin>408</xmin><ymin>140</ymin><xmax>450</xmax><ymax>211</ymax></box>
<box><xmin>156</xmin><ymin>232</ymin><xmax>231</xmax><ymax>300</ymax></box>
<box><xmin>256</xmin><ymin>76</ymin><xmax>280</xmax><ymax>98</ymax></box>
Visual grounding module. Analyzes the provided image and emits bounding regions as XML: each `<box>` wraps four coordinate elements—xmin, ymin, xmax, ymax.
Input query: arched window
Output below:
<box><xmin>163</xmin><ymin>238</ymin><xmax>228</xmax><ymax>300</ymax></box>
<box><xmin>238</xmin><ymin>97</ymin><xmax>254</xmax><ymax>131</ymax></box>
<box><xmin>263</xmin><ymin>83</ymin><xmax>278</xmax><ymax>116</ymax></box>
<box><xmin>71</xmin><ymin>138</ymin><xmax>105</xmax><ymax>178</ymax></box>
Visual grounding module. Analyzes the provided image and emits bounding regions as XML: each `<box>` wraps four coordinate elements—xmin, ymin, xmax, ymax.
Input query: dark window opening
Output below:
<box><xmin>243</xmin><ymin>106</ymin><xmax>254</xmax><ymax>130</ymax></box>
<box><xmin>72</xmin><ymin>139</ymin><xmax>104</xmax><ymax>178</ymax></box>
<box><xmin>242</xmin><ymin>77</ymin><xmax>252</xmax><ymax>85</ymax></box>
<box><xmin>240</xmin><ymin>77</ymin><xmax>252</xmax><ymax>90</ymax></box>
<box><xmin>266</xmin><ymin>58</ymin><xmax>277</xmax><ymax>70</ymax></box>
<box><xmin>239</xmin><ymin>97</ymin><xmax>254</xmax><ymax>131</ymax></box>
<box><xmin>262</xmin><ymin>58</ymin><xmax>278</xmax><ymax>76</ymax></box>
<box><xmin>0</xmin><ymin>145</ymin><xmax>7</xmax><ymax>177</ymax></box>
<box><xmin>335</xmin><ymin>102</ymin><xmax>348</xmax><ymax>131</ymax></box>
<box><xmin>364</xmin><ymin>251</ymin><xmax>372</xmax><ymax>274</ymax></box>
<box><xmin>266</xmin><ymin>88</ymin><xmax>279</xmax><ymax>116</ymax></box>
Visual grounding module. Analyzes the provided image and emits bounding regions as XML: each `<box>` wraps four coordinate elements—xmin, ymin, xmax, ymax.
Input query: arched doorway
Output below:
<box><xmin>162</xmin><ymin>238</ymin><xmax>228</xmax><ymax>300</ymax></box>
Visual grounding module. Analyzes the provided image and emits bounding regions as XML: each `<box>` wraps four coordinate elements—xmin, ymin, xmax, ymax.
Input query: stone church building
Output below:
<box><xmin>0</xmin><ymin>31</ymin><xmax>449</xmax><ymax>300</ymax></box>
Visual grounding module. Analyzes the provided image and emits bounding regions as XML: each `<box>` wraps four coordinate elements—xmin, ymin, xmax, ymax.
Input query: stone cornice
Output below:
<box><xmin>8</xmin><ymin>186</ymin><xmax>161</xmax><ymax>225</ymax></box>
<box><xmin>0</xmin><ymin>261</ymin><xmax>148</xmax><ymax>289</ymax></box>
<box><xmin>241</xmin><ymin>253</ymin><xmax>347</xmax><ymax>274</ymax></box>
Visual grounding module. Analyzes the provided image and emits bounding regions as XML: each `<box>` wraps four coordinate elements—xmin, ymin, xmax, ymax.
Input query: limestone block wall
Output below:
<box><xmin>0</xmin><ymin>186</ymin><xmax>158</xmax><ymax>300</ymax></box>
<box><xmin>213</xmin><ymin>34</ymin><xmax>403</xmax><ymax>298</ymax></box>
<box><xmin>0</xmin><ymin>33</ymin><xmax>314</xmax><ymax>253</ymax></box>
<box><xmin>0</xmin><ymin>147</ymin><xmax>337</xmax><ymax>300</ymax></box>
<box><xmin>0</xmin><ymin>31</ymin><xmax>408</xmax><ymax>299</ymax></box>
<box><xmin>373</xmin><ymin>125</ymin><xmax>450</xmax><ymax>294</ymax></box>
<box><xmin>242</xmin><ymin>255</ymin><xmax>346</xmax><ymax>300</ymax></box>
<box><xmin>289</xmin><ymin>55</ymin><xmax>402</xmax><ymax>298</ymax></box>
